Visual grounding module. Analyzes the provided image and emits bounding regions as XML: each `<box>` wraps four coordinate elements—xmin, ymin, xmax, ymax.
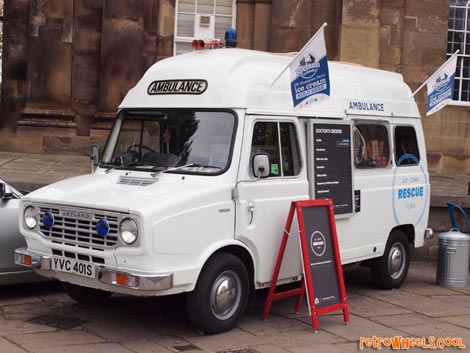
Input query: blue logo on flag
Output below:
<box><xmin>291</xmin><ymin>55</ymin><xmax>330</xmax><ymax>108</ymax></box>
<box><xmin>289</xmin><ymin>26</ymin><xmax>330</xmax><ymax>109</ymax></box>
<box><xmin>425</xmin><ymin>53</ymin><xmax>458</xmax><ymax>116</ymax></box>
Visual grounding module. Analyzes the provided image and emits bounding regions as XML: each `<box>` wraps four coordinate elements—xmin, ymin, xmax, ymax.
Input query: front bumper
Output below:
<box><xmin>14</xmin><ymin>247</ymin><xmax>173</xmax><ymax>291</ymax></box>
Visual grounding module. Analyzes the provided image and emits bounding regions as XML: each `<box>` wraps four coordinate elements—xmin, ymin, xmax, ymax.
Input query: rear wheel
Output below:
<box><xmin>371</xmin><ymin>230</ymin><xmax>410</xmax><ymax>289</ymax></box>
<box><xmin>62</xmin><ymin>282</ymin><xmax>113</xmax><ymax>304</ymax></box>
<box><xmin>186</xmin><ymin>253</ymin><xmax>249</xmax><ymax>334</ymax></box>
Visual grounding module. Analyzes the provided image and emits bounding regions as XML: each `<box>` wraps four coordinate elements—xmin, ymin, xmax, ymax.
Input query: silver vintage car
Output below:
<box><xmin>0</xmin><ymin>179</ymin><xmax>44</xmax><ymax>284</ymax></box>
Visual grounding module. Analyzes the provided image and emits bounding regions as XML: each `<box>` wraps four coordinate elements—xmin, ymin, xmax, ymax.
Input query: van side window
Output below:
<box><xmin>394</xmin><ymin>126</ymin><xmax>420</xmax><ymax>166</ymax></box>
<box><xmin>251</xmin><ymin>121</ymin><xmax>301</xmax><ymax>177</ymax></box>
<box><xmin>353</xmin><ymin>123</ymin><xmax>390</xmax><ymax>168</ymax></box>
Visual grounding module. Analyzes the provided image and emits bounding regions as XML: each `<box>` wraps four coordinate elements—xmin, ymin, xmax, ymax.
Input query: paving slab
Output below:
<box><xmin>396</xmin><ymin>322</ymin><xmax>470</xmax><ymax>342</ymax></box>
<box><xmin>430</xmin><ymin>294</ymin><xmax>470</xmax><ymax>309</ymax></box>
<box><xmin>0</xmin><ymin>262</ymin><xmax>469</xmax><ymax>353</ymax></box>
<box><xmin>346</xmin><ymin>293</ymin><xmax>412</xmax><ymax>317</ymax></box>
<box><xmin>297</xmin><ymin>314</ymin><xmax>406</xmax><ymax>342</ymax></box>
<box><xmin>121</xmin><ymin>339</ymin><xmax>179</xmax><ymax>353</ymax></box>
<box><xmin>437</xmin><ymin>315</ymin><xmax>470</xmax><ymax>329</ymax></box>
<box><xmin>288</xmin><ymin>343</ymin><xmax>355</xmax><ymax>353</ymax></box>
<box><xmin>238</xmin><ymin>312</ymin><xmax>310</xmax><ymax>335</ymax></box>
<box><xmin>32</xmin><ymin>343</ymin><xmax>135</xmax><ymax>353</ymax></box>
<box><xmin>7</xmin><ymin>329</ymin><xmax>106</xmax><ymax>351</ymax></box>
<box><xmin>367</xmin><ymin>313</ymin><xmax>432</xmax><ymax>329</ymax></box>
<box><xmin>0</xmin><ymin>336</ymin><xmax>28</xmax><ymax>353</ymax></box>
<box><xmin>84</xmin><ymin>319</ymin><xmax>163</xmax><ymax>342</ymax></box>
<box><xmin>356</xmin><ymin>287</ymin><xmax>470</xmax><ymax>317</ymax></box>
<box><xmin>246</xmin><ymin>344</ymin><xmax>292</xmax><ymax>353</ymax></box>
<box><xmin>399</xmin><ymin>277</ymin><xmax>463</xmax><ymax>297</ymax></box>
<box><xmin>253</xmin><ymin>328</ymin><xmax>345</xmax><ymax>351</ymax></box>
<box><xmin>185</xmin><ymin>329</ymin><xmax>265</xmax><ymax>352</ymax></box>
<box><xmin>0</xmin><ymin>317</ymin><xmax>56</xmax><ymax>336</ymax></box>
<box><xmin>2</xmin><ymin>302</ymin><xmax>64</xmax><ymax>321</ymax></box>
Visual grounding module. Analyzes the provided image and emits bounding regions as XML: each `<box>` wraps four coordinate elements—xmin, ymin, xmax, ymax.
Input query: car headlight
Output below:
<box><xmin>24</xmin><ymin>205</ymin><xmax>39</xmax><ymax>229</ymax></box>
<box><xmin>119</xmin><ymin>218</ymin><xmax>138</xmax><ymax>245</ymax></box>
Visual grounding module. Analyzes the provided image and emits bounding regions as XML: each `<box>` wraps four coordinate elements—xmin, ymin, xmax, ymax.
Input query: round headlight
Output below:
<box><xmin>24</xmin><ymin>205</ymin><xmax>39</xmax><ymax>229</ymax></box>
<box><xmin>119</xmin><ymin>218</ymin><xmax>138</xmax><ymax>245</ymax></box>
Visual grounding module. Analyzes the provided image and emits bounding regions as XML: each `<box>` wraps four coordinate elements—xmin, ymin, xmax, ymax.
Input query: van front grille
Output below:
<box><xmin>39</xmin><ymin>206</ymin><xmax>121</xmax><ymax>250</ymax></box>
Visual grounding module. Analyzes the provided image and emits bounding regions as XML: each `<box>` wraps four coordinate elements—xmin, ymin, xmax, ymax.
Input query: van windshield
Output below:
<box><xmin>101</xmin><ymin>110</ymin><xmax>236</xmax><ymax>175</ymax></box>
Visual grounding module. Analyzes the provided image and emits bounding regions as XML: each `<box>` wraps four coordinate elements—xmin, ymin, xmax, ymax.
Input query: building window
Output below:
<box><xmin>448</xmin><ymin>0</ymin><xmax>470</xmax><ymax>102</ymax></box>
<box><xmin>174</xmin><ymin>0</ymin><xmax>236</xmax><ymax>56</ymax></box>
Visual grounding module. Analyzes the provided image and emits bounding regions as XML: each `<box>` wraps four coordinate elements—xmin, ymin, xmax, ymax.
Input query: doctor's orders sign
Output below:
<box><xmin>290</xmin><ymin>26</ymin><xmax>330</xmax><ymax>108</ymax></box>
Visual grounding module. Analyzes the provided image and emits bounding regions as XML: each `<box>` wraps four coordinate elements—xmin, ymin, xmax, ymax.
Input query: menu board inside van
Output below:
<box><xmin>308</xmin><ymin>120</ymin><xmax>353</xmax><ymax>217</ymax></box>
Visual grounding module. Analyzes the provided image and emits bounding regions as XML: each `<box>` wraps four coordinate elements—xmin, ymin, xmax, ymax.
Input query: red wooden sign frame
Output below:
<box><xmin>262</xmin><ymin>199</ymin><xmax>349</xmax><ymax>331</ymax></box>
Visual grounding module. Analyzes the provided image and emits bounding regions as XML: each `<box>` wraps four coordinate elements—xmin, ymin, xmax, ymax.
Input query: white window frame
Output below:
<box><xmin>448</xmin><ymin>0</ymin><xmax>470</xmax><ymax>106</ymax></box>
<box><xmin>174</xmin><ymin>0</ymin><xmax>237</xmax><ymax>56</ymax></box>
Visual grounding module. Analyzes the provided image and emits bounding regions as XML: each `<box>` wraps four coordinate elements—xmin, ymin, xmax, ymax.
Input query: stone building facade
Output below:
<box><xmin>0</xmin><ymin>0</ymin><xmax>464</xmax><ymax>175</ymax></box>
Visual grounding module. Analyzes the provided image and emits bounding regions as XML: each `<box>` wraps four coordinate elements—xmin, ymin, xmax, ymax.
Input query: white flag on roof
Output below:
<box><xmin>289</xmin><ymin>24</ymin><xmax>330</xmax><ymax>109</ymax></box>
<box><xmin>425</xmin><ymin>53</ymin><xmax>458</xmax><ymax>116</ymax></box>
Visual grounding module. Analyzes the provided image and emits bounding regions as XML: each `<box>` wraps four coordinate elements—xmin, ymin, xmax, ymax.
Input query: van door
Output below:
<box><xmin>236</xmin><ymin>116</ymin><xmax>309</xmax><ymax>285</ymax></box>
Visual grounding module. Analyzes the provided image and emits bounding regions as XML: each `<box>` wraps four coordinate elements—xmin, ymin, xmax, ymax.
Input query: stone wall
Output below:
<box><xmin>236</xmin><ymin>0</ymin><xmax>342</xmax><ymax>57</ymax></box>
<box><xmin>1</xmin><ymin>0</ymin><xmax>468</xmax><ymax>173</ymax></box>
<box><xmin>0</xmin><ymin>0</ymin><xmax>175</xmax><ymax>154</ymax></box>
<box><xmin>340</xmin><ymin>0</ymin><xmax>470</xmax><ymax>176</ymax></box>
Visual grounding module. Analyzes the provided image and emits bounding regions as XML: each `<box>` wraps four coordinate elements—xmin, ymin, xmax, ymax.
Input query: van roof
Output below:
<box><xmin>120</xmin><ymin>48</ymin><xmax>420</xmax><ymax>119</ymax></box>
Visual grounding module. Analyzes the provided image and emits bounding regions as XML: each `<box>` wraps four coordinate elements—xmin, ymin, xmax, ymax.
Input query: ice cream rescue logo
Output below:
<box><xmin>432</xmin><ymin>73</ymin><xmax>450</xmax><ymax>93</ymax></box>
<box><xmin>296</xmin><ymin>52</ymin><xmax>321</xmax><ymax>79</ymax></box>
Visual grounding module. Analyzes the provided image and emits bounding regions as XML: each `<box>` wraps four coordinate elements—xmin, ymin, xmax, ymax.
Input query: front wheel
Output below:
<box><xmin>186</xmin><ymin>253</ymin><xmax>249</xmax><ymax>334</ymax></box>
<box><xmin>371</xmin><ymin>230</ymin><xmax>410</xmax><ymax>289</ymax></box>
<box><xmin>62</xmin><ymin>282</ymin><xmax>113</xmax><ymax>304</ymax></box>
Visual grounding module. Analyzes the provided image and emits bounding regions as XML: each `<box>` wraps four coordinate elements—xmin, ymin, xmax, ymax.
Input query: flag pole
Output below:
<box><xmin>269</xmin><ymin>22</ymin><xmax>328</xmax><ymax>87</ymax></box>
<box><xmin>411</xmin><ymin>50</ymin><xmax>460</xmax><ymax>97</ymax></box>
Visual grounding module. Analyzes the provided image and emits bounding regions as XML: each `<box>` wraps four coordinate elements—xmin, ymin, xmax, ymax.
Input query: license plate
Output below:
<box><xmin>51</xmin><ymin>257</ymin><xmax>95</xmax><ymax>278</ymax></box>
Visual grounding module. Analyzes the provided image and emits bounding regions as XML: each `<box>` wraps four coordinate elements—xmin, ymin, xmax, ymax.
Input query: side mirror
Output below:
<box><xmin>91</xmin><ymin>145</ymin><xmax>101</xmax><ymax>166</ymax></box>
<box><xmin>0</xmin><ymin>182</ymin><xmax>13</xmax><ymax>200</ymax></box>
<box><xmin>252</xmin><ymin>153</ymin><xmax>270</xmax><ymax>179</ymax></box>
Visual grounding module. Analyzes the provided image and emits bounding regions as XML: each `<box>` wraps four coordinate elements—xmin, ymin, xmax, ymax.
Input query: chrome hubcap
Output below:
<box><xmin>388</xmin><ymin>242</ymin><xmax>406</xmax><ymax>279</ymax></box>
<box><xmin>210</xmin><ymin>270</ymin><xmax>241</xmax><ymax>320</ymax></box>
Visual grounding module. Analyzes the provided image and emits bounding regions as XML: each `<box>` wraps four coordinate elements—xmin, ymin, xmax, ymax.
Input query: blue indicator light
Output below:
<box><xmin>96</xmin><ymin>219</ymin><xmax>109</xmax><ymax>237</ymax></box>
<box><xmin>43</xmin><ymin>212</ymin><xmax>55</xmax><ymax>228</ymax></box>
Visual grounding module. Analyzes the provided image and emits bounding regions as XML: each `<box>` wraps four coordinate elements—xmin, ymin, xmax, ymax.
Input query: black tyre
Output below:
<box><xmin>371</xmin><ymin>230</ymin><xmax>410</xmax><ymax>289</ymax></box>
<box><xmin>186</xmin><ymin>253</ymin><xmax>249</xmax><ymax>334</ymax></box>
<box><xmin>62</xmin><ymin>282</ymin><xmax>113</xmax><ymax>304</ymax></box>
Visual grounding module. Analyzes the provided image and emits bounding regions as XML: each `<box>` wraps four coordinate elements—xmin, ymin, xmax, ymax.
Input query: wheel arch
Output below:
<box><xmin>391</xmin><ymin>224</ymin><xmax>415</xmax><ymax>245</ymax></box>
<box><xmin>212</xmin><ymin>245</ymin><xmax>255</xmax><ymax>292</ymax></box>
<box><xmin>195</xmin><ymin>241</ymin><xmax>256</xmax><ymax>292</ymax></box>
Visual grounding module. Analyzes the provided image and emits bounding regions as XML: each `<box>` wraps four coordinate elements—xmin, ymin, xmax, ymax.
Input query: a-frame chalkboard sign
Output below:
<box><xmin>262</xmin><ymin>199</ymin><xmax>349</xmax><ymax>331</ymax></box>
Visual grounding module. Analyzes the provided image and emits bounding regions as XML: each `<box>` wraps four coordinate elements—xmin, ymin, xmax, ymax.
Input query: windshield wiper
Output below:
<box><xmin>164</xmin><ymin>164</ymin><xmax>222</xmax><ymax>173</ymax></box>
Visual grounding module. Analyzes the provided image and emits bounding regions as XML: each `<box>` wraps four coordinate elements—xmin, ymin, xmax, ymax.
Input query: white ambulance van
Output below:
<box><xmin>15</xmin><ymin>48</ymin><xmax>432</xmax><ymax>333</ymax></box>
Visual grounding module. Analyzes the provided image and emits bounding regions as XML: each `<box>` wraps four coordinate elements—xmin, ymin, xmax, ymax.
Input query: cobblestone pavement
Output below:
<box><xmin>1</xmin><ymin>262</ymin><xmax>469</xmax><ymax>353</ymax></box>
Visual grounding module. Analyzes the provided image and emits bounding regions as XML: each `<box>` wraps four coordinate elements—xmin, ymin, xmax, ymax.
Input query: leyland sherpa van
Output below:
<box><xmin>15</xmin><ymin>47</ymin><xmax>432</xmax><ymax>333</ymax></box>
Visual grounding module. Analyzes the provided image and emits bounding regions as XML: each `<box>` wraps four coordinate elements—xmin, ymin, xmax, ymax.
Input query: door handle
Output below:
<box><xmin>248</xmin><ymin>202</ymin><xmax>255</xmax><ymax>225</ymax></box>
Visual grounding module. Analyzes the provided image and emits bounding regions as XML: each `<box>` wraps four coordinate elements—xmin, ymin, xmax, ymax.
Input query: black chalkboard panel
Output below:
<box><xmin>301</xmin><ymin>204</ymin><xmax>341</xmax><ymax>309</ymax></box>
<box><xmin>311</xmin><ymin>121</ymin><xmax>353</xmax><ymax>216</ymax></box>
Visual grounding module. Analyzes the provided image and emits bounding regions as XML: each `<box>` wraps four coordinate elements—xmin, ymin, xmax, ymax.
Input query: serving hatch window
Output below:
<box><xmin>101</xmin><ymin>110</ymin><xmax>236</xmax><ymax>175</ymax></box>
<box><xmin>353</xmin><ymin>123</ymin><xmax>390</xmax><ymax>168</ymax></box>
